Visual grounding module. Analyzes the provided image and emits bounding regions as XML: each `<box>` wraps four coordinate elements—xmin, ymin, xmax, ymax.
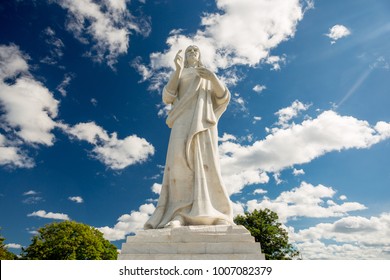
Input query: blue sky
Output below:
<box><xmin>1</xmin><ymin>0</ymin><xmax>390</xmax><ymax>259</ymax></box>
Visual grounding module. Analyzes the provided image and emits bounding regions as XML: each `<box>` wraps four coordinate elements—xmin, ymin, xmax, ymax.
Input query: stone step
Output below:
<box><xmin>121</xmin><ymin>241</ymin><xmax>261</xmax><ymax>255</ymax></box>
<box><xmin>118</xmin><ymin>225</ymin><xmax>266</xmax><ymax>260</ymax></box>
<box><xmin>126</xmin><ymin>225</ymin><xmax>255</xmax><ymax>243</ymax></box>
<box><xmin>118</xmin><ymin>253</ymin><xmax>264</xmax><ymax>260</ymax></box>
<box><xmin>126</xmin><ymin>232</ymin><xmax>254</xmax><ymax>243</ymax></box>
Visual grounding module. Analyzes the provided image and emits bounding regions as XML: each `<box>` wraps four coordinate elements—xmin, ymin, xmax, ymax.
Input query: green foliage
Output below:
<box><xmin>0</xmin><ymin>230</ymin><xmax>17</xmax><ymax>260</ymax></box>
<box><xmin>234</xmin><ymin>208</ymin><xmax>299</xmax><ymax>260</ymax></box>
<box><xmin>22</xmin><ymin>221</ymin><xmax>117</xmax><ymax>260</ymax></box>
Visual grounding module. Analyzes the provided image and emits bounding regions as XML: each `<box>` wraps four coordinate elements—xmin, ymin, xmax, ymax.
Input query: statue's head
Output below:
<box><xmin>184</xmin><ymin>45</ymin><xmax>203</xmax><ymax>68</ymax></box>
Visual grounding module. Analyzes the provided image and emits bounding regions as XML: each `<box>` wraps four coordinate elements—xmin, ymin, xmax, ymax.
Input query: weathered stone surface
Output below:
<box><xmin>118</xmin><ymin>225</ymin><xmax>265</xmax><ymax>260</ymax></box>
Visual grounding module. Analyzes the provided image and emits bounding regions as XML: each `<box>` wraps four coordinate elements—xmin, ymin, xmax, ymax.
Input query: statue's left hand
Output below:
<box><xmin>196</xmin><ymin>67</ymin><xmax>226</xmax><ymax>98</ymax></box>
<box><xmin>196</xmin><ymin>67</ymin><xmax>216</xmax><ymax>81</ymax></box>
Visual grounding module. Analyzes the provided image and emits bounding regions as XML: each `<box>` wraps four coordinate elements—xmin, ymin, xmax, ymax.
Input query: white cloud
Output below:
<box><xmin>65</xmin><ymin>122</ymin><xmax>110</xmax><ymax>144</ymax></box>
<box><xmin>231</xmin><ymin>94</ymin><xmax>249</xmax><ymax>115</ymax></box>
<box><xmin>0</xmin><ymin>138</ymin><xmax>34</xmax><ymax>168</ymax></box>
<box><xmin>293</xmin><ymin>168</ymin><xmax>305</xmax><ymax>176</ymax></box>
<box><xmin>275</xmin><ymin>100</ymin><xmax>310</xmax><ymax>129</ymax></box>
<box><xmin>57</xmin><ymin>73</ymin><xmax>74</xmax><ymax>97</ymax></box>
<box><xmin>90</xmin><ymin>98</ymin><xmax>98</xmax><ymax>106</ymax></box>
<box><xmin>0</xmin><ymin>44</ymin><xmax>59</xmax><ymax>146</ymax></box>
<box><xmin>68</xmin><ymin>196</ymin><xmax>84</xmax><ymax>203</ymax></box>
<box><xmin>97</xmin><ymin>203</ymin><xmax>155</xmax><ymax>241</ymax></box>
<box><xmin>253</xmin><ymin>84</ymin><xmax>266</xmax><ymax>93</ymax></box>
<box><xmin>23</xmin><ymin>190</ymin><xmax>38</xmax><ymax>196</ymax></box>
<box><xmin>326</xmin><ymin>24</ymin><xmax>351</xmax><ymax>44</ymax></box>
<box><xmin>27</xmin><ymin>210</ymin><xmax>70</xmax><ymax>220</ymax></box>
<box><xmin>234</xmin><ymin>96</ymin><xmax>245</xmax><ymax>106</ymax></box>
<box><xmin>137</xmin><ymin>0</ymin><xmax>311</xmax><ymax>89</ymax></box>
<box><xmin>375</xmin><ymin>121</ymin><xmax>390</xmax><ymax>139</ymax></box>
<box><xmin>0</xmin><ymin>44</ymin><xmax>29</xmax><ymax>79</ymax></box>
<box><xmin>223</xmin><ymin>168</ymin><xmax>269</xmax><ymax>195</ymax></box>
<box><xmin>219</xmin><ymin>132</ymin><xmax>237</xmax><ymax>142</ymax></box>
<box><xmin>219</xmin><ymin>68</ymin><xmax>243</xmax><ymax>87</ymax></box>
<box><xmin>253</xmin><ymin>188</ymin><xmax>267</xmax><ymax>195</ymax></box>
<box><xmin>246</xmin><ymin>182</ymin><xmax>366</xmax><ymax>223</ymax></box>
<box><xmin>23</xmin><ymin>197</ymin><xmax>44</xmax><ymax>204</ymax></box>
<box><xmin>219</xmin><ymin>109</ymin><xmax>390</xmax><ymax>193</ymax></box>
<box><xmin>22</xmin><ymin>190</ymin><xmax>44</xmax><ymax>204</ymax></box>
<box><xmin>0</xmin><ymin>44</ymin><xmax>60</xmax><ymax>168</ymax></box>
<box><xmin>156</xmin><ymin>103</ymin><xmax>171</xmax><ymax>118</ymax></box>
<box><xmin>292</xmin><ymin>213</ymin><xmax>390</xmax><ymax>259</ymax></box>
<box><xmin>63</xmin><ymin>122</ymin><xmax>155</xmax><ymax>169</ymax></box>
<box><xmin>273</xmin><ymin>172</ymin><xmax>283</xmax><ymax>185</ymax></box>
<box><xmin>370</xmin><ymin>56</ymin><xmax>390</xmax><ymax>70</ymax></box>
<box><xmin>40</xmin><ymin>27</ymin><xmax>65</xmax><ymax>65</ymax></box>
<box><xmin>5</xmin><ymin>243</ymin><xmax>22</xmax><ymax>249</ymax></box>
<box><xmin>54</xmin><ymin>0</ymin><xmax>151</xmax><ymax>68</ymax></box>
<box><xmin>252</xmin><ymin>116</ymin><xmax>262</xmax><ymax>124</ymax></box>
<box><xmin>88</xmin><ymin>134</ymin><xmax>154</xmax><ymax>169</ymax></box>
<box><xmin>339</xmin><ymin>195</ymin><xmax>347</xmax><ymax>201</ymax></box>
<box><xmin>151</xmin><ymin>183</ymin><xmax>162</xmax><ymax>195</ymax></box>
<box><xmin>265</xmin><ymin>54</ymin><xmax>287</xmax><ymax>71</ymax></box>
<box><xmin>294</xmin><ymin>239</ymin><xmax>390</xmax><ymax>260</ymax></box>
<box><xmin>131</xmin><ymin>56</ymin><xmax>153</xmax><ymax>82</ymax></box>
<box><xmin>0</xmin><ymin>78</ymin><xmax>59</xmax><ymax>145</ymax></box>
<box><xmin>231</xmin><ymin>201</ymin><xmax>245</xmax><ymax>216</ymax></box>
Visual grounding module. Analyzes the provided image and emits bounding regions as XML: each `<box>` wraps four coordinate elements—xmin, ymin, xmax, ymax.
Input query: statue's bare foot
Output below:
<box><xmin>215</xmin><ymin>219</ymin><xmax>230</xmax><ymax>226</ymax></box>
<box><xmin>164</xmin><ymin>216</ymin><xmax>184</xmax><ymax>228</ymax></box>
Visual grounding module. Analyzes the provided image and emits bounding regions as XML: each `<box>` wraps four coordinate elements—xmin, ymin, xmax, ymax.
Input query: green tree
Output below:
<box><xmin>0</xmin><ymin>229</ymin><xmax>17</xmax><ymax>260</ymax></box>
<box><xmin>234</xmin><ymin>208</ymin><xmax>299</xmax><ymax>260</ymax></box>
<box><xmin>22</xmin><ymin>221</ymin><xmax>117</xmax><ymax>260</ymax></box>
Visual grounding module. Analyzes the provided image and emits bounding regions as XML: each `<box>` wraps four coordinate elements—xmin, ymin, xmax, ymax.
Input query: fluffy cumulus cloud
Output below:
<box><xmin>274</xmin><ymin>100</ymin><xmax>310</xmax><ymax>129</ymax></box>
<box><xmin>219</xmin><ymin>105</ymin><xmax>390</xmax><ymax>193</ymax></box>
<box><xmin>0</xmin><ymin>78</ymin><xmax>58</xmax><ymax>145</ymax></box>
<box><xmin>134</xmin><ymin>0</ymin><xmax>312</xmax><ymax>89</ymax></box>
<box><xmin>54</xmin><ymin>0</ymin><xmax>151</xmax><ymax>67</ymax></box>
<box><xmin>292</xmin><ymin>213</ymin><xmax>390</xmax><ymax>259</ymax></box>
<box><xmin>151</xmin><ymin>183</ymin><xmax>162</xmax><ymax>195</ymax></box>
<box><xmin>246</xmin><ymin>182</ymin><xmax>366</xmax><ymax>223</ymax></box>
<box><xmin>326</xmin><ymin>24</ymin><xmax>351</xmax><ymax>44</ymax></box>
<box><xmin>223</xmin><ymin>169</ymin><xmax>269</xmax><ymax>195</ymax></box>
<box><xmin>0</xmin><ymin>134</ymin><xmax>34</xmax><ymax>168</ymax></box>
<box><xmin>63</xmin><ymin>122</ymin><xmax>154</xmax><ymax>169</ymax></box>
<box><xmin>27</xmin><ymin>210</ymin><xmax>70</xmax><ymax>220</ymax></box>
<box><xmin>219</xmin><ymin>132</ymin><xmax>237</xmax><ymax>142</ymax></box>
<box><xmin>0</xmin><ymin>45</ymin><xmax>154</xmax><ymax>170</ymax></box>
<box><xmin>0</xmin><ymin>44</ymin><xmax>60</xmax><ymax>168</ymax></box>
<box><xmin>97</xmin><ymin>203</ymin><xmax>155</xmax><ymax>241</ymax></box>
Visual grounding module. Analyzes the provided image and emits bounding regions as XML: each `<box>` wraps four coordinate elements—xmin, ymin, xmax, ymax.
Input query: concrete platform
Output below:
<box><xmin>118</xmin><ymin>225</ymin><xmax>265</xmax><ymax>260</ymax></box>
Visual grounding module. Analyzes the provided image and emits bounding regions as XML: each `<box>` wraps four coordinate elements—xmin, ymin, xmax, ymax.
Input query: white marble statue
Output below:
<box><xmin>144</xmin><ymin>45</ymin><xmax>234</xmax><ymax>229</ymax></box>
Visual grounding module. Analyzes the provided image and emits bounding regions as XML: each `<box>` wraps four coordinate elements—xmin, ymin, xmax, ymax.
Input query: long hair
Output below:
<box><xmin>184</xmin><ymin>45</ymin><xmax>203</xmax><ymax>68</ymax></box>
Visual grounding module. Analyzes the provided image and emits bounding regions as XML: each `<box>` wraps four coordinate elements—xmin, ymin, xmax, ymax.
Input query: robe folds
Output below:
<box><xmin>144</xmin><ymin>67</ymin><xmax>234</xmax><ymax>229</ymax></box>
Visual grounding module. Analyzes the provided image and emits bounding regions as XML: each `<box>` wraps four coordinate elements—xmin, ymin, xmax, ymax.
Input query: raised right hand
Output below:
<box><xmin>174</xmin><ymin>50</ymin><xmax>184</xmax><ymax>71</ymax></box>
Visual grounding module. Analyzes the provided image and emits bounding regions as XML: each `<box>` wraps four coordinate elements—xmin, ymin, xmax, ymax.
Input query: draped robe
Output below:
<box><xmin>144</xmin><ymin>67</ymin><xmax>233</xmax><ymax>229</ymax></box>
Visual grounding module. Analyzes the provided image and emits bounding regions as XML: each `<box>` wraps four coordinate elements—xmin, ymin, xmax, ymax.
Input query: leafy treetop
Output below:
<box><xmin>22</xmin><ymin>221</ymin><xmax>117</xmax><ymax>260</ymax></box>
<box><xmin>234</xmin><ymin>208</ymin><xmax>300</xmax><ymax>260</ymax></box>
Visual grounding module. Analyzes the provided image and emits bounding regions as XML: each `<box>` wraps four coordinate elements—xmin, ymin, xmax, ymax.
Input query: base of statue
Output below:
<box><xmin>117</xmin><ymin>225</ymin><xmax>265</xmax><ymax>260</ymax></box>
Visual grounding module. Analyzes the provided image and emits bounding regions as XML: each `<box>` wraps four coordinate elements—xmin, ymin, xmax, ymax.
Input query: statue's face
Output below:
<box><xmin>185</xmin><ymin>45</ymin><xmax>200</xmax><ymax>63</ymax></box>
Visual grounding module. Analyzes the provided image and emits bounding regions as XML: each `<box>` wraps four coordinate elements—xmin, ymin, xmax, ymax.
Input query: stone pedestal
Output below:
<box><xmin>118</xmin><ymin>225</ymin><xmax>265</xmax><ymax>260</ymax></box>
